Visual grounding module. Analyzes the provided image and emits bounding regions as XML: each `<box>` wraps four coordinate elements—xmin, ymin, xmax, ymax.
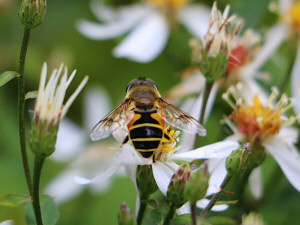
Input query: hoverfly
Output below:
<box><xmin>91</xmin><ymin>78</ymin><xmax>206</xmax><ymax>160</ymax></box>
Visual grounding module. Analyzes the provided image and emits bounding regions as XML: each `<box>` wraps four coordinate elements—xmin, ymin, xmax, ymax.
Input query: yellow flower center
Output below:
<box><xmin>223</xmin><ymin>86</ymin><xmax>295</xmax><ymax>144</ymax></box>
<box><xmin>288</xmin><ymin>2</ymin><xmax>300</xmax><ymax>31</ymax></box>
<box><xmin>230</xmin><ymin>96</ymin><xmax>283</xmax><ymax>142</ymax></box>
<box><xmin>147</xmin><ymin>0</ymin><xmax>189</xmax><ymax>10</ymax></box>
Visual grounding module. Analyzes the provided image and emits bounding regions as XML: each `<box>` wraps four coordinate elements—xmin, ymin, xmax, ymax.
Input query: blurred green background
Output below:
<box><xmin>0</xmin><ymin>0</ymin><xmax>300</xmax><ymax>224</ymax></box>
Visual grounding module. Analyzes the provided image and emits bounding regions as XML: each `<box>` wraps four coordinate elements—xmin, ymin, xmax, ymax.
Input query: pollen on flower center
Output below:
<box><xmin>288</xmin><ymin>2</ymin><xmax>300</xmax><ymax>31</ymax></box>
<box><xmin>223</xmin><ymin>86</ymin><xmax>295</xmax><ymax>143</ymax></box>
<box><xmin>147</xmin><ymin>0</ymin><xmax>189</xmax><ymax>10</ymax></box>
<box><xmin>230</xmin><ymin>96</ymin><xmax>283</xmax><ymax>139</ymax></box>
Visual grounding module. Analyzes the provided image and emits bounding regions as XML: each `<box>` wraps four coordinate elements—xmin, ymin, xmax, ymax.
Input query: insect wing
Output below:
<box><xmin>90</xmin><ymin>101</ymin><xmax>131</xmax><ymax>141</ymax></box>
<box><xmin>158</xmin><ymin>99</ymin><xmax>206</xmax><ymax>136</ymax></box>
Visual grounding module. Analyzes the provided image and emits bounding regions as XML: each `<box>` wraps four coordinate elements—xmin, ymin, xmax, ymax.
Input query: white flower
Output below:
<box><xmin>77</xmin><ymin>0</ymin><xmax>211</xmax><ymax>62</ymax></box>
<box><xmin>30</xmin><ymin>63</ymin><xmax>88</xmax><ymax>157</ymax></box>
<box><xmin>75</xmin><ymin>140</ymin><xmax>239</xmax><ymax>213</ymax></box>
<box><xmin>44</xmin><ymin>87</ymin><xmax>122</xmax><ymax>203</ymax></box>
<box><xmin>222</xmin><ymin>85</ymin><xmax>300</xmax><ymax>198</ymax></box>
<box><xmin>34</xmin><ymin>63</ymin><xmax>88</xmax><ymax>126</ymax></box>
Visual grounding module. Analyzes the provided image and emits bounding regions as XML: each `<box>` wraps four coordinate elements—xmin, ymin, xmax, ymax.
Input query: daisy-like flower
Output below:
<box><xmin>222</xmin><ymin>84</ymin><xmax>300</xmax><ymax>197</ymax></box>
<box><xmin>30</xmin><ymin>63</ymin><xmax>88</xmax><ymax>157</ymax></box>
<box><xmin>77</xmin><ymin>0</ymin><xmax>211</xmax><ymax>62</ymax></box>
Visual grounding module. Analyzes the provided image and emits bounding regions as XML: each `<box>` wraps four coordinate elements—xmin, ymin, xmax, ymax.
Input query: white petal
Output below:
<box><xmin>275</xmin><ymin>127</ymin><xmax>299</xmax><ymax>144</ymax></box>
<box><xmin>278</xmin><ymin>0</ymin><xmax>292</xmax><ymax>14</ymax></box>
<box><xmin>264</xmin><ymin>139</ymin><xmax>300</xmax><ymax>191</ymax></box>
<box><xmin>51</xmin><ymin>118</ymin><xmax>86</xmax><ymax>162</ymax></box>
<box><xmin>248</xmin><ymin>166</ymin><xmax>263</xmax><ymax>199</ymax></box>
<box><xmin>178</xmin><ymin>4</ymin><xmax>211</xmax><ymax>40</ymax></box>
<box><xmin>291</xmin><ymin>43</ymin><xmax>300</xmax><ymax>115</ymax></box>
<box><xmin>176</xmin><ymin>202</ymin><xmax>190</xmax><ymax>215</ymax></box>
<box><xmin>113</xmin><ymin>11</ymin><xmax>169</xmax><ymax>62</ymax></box>
<box><xmin>196</xmin><ymin>199</ymin><xmax>228</xmax><ymax>211</ymax></box>
<box><xmin>206</xmin><ymin>158</ymin><xmax>227</xmax><ymax>196</ymax></box>
<box><xmin>120</xmin><ymin>144</ymin><xmax>152</xmax><ymax>165</ymax></box>
<box><xmin>83</xmin><ymin>87</ymin><xmax>112</xmax><ymax>132</ymax></box>
<box><xmin>74</xmin><ymin>161</ymin><xmax>123</xmax><ymax>184</ymax></box>
<box><xmin>166</xmin><ymin>71</ymin><xmax>205</xmax><ymax>102</ymax></box>
<box><xmin>76</xmin><ymin>5</ymin><xmax>148</xmax><ymax>40</ymax></box>
<box><xmin>179</xmin><ymin>94</ymin><xmax>203</xmax><ymax>153</ymax></box>
<box><xmin>203</xmin><ymin>81</ymin><xmax>220</xmax><ymax>124</ymax></box>
<box><xmin>44</xmin><ymin>169</ymin><xmax>83</xmax><ymax>203</ymax></box>
<box><xmin>125</xmin><ymin>164</ymin><xmax>138</xmax><ymax>189</ymax></box>
<box><xmin>0</xmin><ymin>221</ymin><xmax>13</xmax><ymax>225</ymax></box>
<box><xmin>172</xmin><ymin>140</ymin><xmax>239</xmax><ymax>161</ymax></box>
<box><xmin>152</xmin><ymin>162</ymin><xmax>175</xmax><ymax>196</ymax></box>
<box><xmin>251</xmin><ymin>23</ymin><xmax>287</xmax><ymax>69</ymax></box>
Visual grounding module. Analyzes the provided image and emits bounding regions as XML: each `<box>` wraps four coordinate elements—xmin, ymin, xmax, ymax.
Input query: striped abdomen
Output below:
<box><xmin>128</xmin><ymin>111</ymin><xmax>165</xmax><ymax>158</ymax></box>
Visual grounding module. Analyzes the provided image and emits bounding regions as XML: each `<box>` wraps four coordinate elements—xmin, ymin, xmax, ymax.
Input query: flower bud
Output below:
<box><xmin>136</xmin><ymin>165</ymin><xmax>158</xmax><ymax>199</ymax></box>
<box><xmin>190</xmin><ymin>2</ymin><xmax>241</xmax><ymax>82</ymax></box>
<box><xmin>166</xmin><ymin>163</ymin><xmax>191</xmax><ymax>208</ymax></box>
<box><xmin>19</xmin><ymin>0</ymin><xmax>46</xmax><ymax>29</ymax></box>
<box><xmin>29</xmin><ymin>119</ymin><xmax>58</xmax><ymax>157</ymax></box>
<box><xmin>225</xmin><ymin>143</ymin><xmax>251</xmax><ymax>176</ymax></box>
<box><xmin>184</xmin><ymin>164</ymin><xmax>209</xmax><ymax>204</ymax></box>
<box><xmin>118</xmin><ymin>202</ymin><xmax>135</xmax><ymax>225</ymax></box>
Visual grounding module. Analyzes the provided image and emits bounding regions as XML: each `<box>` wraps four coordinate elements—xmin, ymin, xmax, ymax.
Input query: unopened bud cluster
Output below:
<box><xmin>226</xmin><ymin>143</ymin><xmax>251</xmax><ymax>176</ymax></box>
<box><xmin>19</xmin><ymin>0</ymin><xmax>46</xmax><ymax>29</ymax></box>
<box><xmin>167</xmin><ymin>164</ymin><xmax>191</xmax><ymax>208</ymax></box>
<box><xmin>184</xmin><ymin>164</ymin><xmax>209</xmax><ymax>204</ymax></box>
<box><xmin>166</xmin><ymin>163</ymin><xmax>210</xmax><ymax>209</ymax></box>
<box><xmin>118</xmin><ymin>202</ymin><xmax>135</xmax><ymax>225</ymax></box>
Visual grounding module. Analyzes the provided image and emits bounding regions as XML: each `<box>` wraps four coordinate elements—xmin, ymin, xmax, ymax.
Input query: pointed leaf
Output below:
<box><xmin>25</xmin><ymin>91</ymin><xmax>38</xmax><ymax>100</ymax></box>
<box><xmin>26</xmin><ymin>195</ymin><xmax>59</xmax><ymax>225</ymax></box>
<box><xmin>0</xmin><ymin>194</ymin><xmax>31</xmax><ymax>207</ymax></box>
<box><xmin>215</xmin><ymin>200</ymin><xmax>239</xmax><ymax>205</ymax></box>
<box><xmin>0</xmin><ymin>71</ymin><xmax>18</xmax><ymax>87</ymax></box>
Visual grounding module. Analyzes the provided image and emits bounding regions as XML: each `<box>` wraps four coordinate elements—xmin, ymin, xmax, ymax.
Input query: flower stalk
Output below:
<box><xmin>200</xmin><ymin>174</ymin><xmax>232</xmax><ymax>218</ymax></box>
<box><xmin>163</xmin><ymin>204</ymin><xmax>176</xmax><ymax>225</ymax></box>
<box><xmin>17</xmin><ymin>26</ymin><xmax>33</xmax><ymax>196</ymax></box>
<box><xmin>200</xmin><ymin>81</ymin><xmax>214</xmax><ymax>125</ymax></box>
<box><xmin>32</xmin><ymin>156</ymin><xmax>45</xmax><ymax>225</ymax></box>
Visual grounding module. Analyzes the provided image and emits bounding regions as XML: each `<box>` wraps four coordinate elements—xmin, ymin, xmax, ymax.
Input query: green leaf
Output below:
<box><xmin>0</xmin><ymin>71</ymin><xmax>18</xmax><ymax>87</ymax></box>
<box><xmin>207</xmin><ymin>216</ymin><xmax>236</xmax><ymax>225</ymax></box>
<box><xmin>0</xmin><ymin>194</ymin><xmax>31</xmax><ymax>207</ymax></box>
<box><xmin>25</xmin><ymin>91</ymin><xmax>38</xmax><ymax>100</ymax></box>
<box><xmin>26</xmin><ymin>195</ymin><xmax>59</xmax><ymax>225</ymax></box>
<box><xmin>173</xmin><ymin>214</ymin><xmax>192</xmax><ymax>225</ymax></box>
<box><xmin>215</xmin><ymin>200</ymin><xmax>239</xmax><ymax>205</ymax></box>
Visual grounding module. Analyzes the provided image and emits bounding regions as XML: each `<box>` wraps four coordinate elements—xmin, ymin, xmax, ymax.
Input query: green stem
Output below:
<box><xmin>17</xmin><ymin>27</ymin><xmax>33</xmax><ymax>195</ymax></box>
<box><xmin>163</xmin><ymin>204</ymin><xmax>176</xmax><ymax>225</ymax></box>
<box><xmin>279</xmin><ymin>59</ymin><xmax>295</xmax><ymax>93</ymax></box>
<box><xmin>200</xmin><ymin>175</ymin><xmax>232</xmax><ymax>218</ymax></box>
<box><xmin>191</xmin><ymin>202</ymin><xmax>197</xmax><ymax>225</ymax></box>
<box><xmin>137</xmin><ymin>198</ymin><xmax>147</xmax><ymax>225</ymax></box>
<box><xmin>32</xmin><ymin>156</ymin><xmax>45</xmax><ymax>225</ymax></box>
<box><xmin>200</xmin><ymin>81</ymin><xmax>214</xmax><ymax>125</ymax></box>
